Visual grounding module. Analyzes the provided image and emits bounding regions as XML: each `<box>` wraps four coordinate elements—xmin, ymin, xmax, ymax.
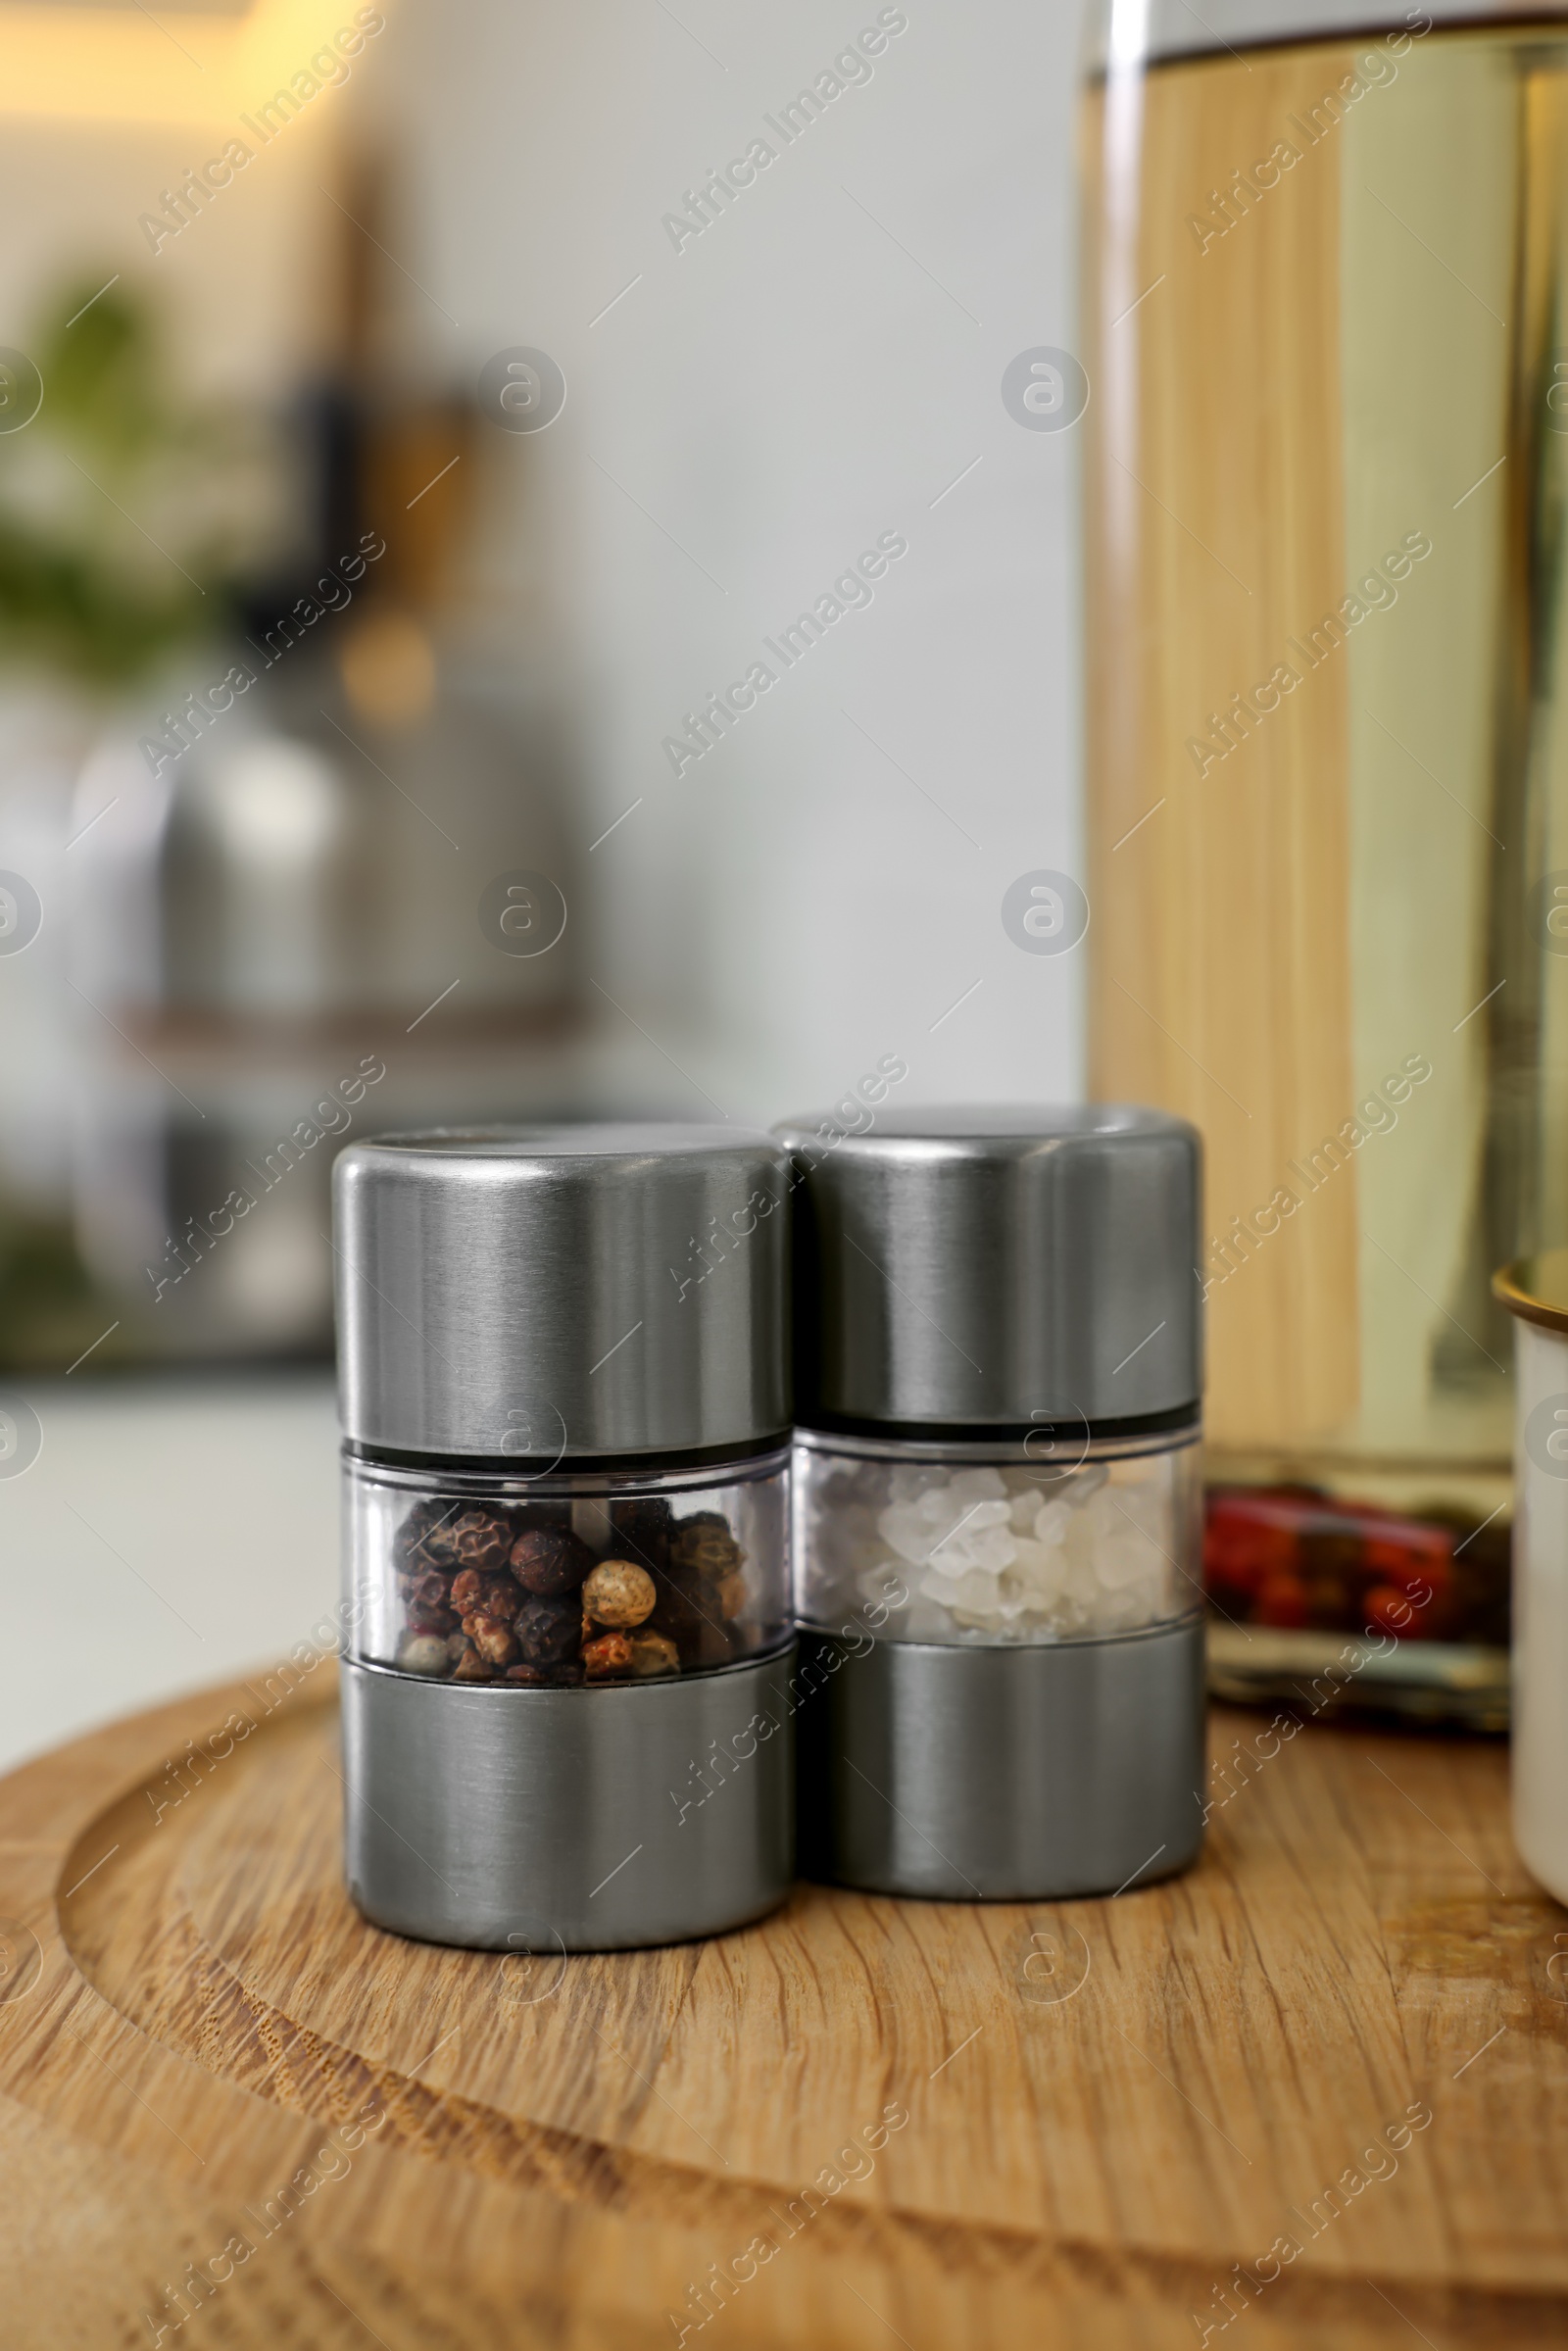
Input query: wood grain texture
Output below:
<box><xmin>0</xmin><ymin>1664</ymin><xmax>1563</xmax><ymax>2348</ymax></box>
<box><xmin>1084</xmin><ymin>47</ymin><xmax>1361</xmax><ymax>1449</ymax></box>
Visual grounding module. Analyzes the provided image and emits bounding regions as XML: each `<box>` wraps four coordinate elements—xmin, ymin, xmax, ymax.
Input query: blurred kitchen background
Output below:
<box><xmin>0</xmin><ymin>0</ymin><xmax>1082</xmax><ymax>1760</ymax></box>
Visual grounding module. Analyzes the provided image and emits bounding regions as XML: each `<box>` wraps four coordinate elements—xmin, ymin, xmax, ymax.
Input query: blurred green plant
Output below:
<box><xmin>0</xmin><ymin>277</ymin><xmax>260</xmax><ymax>689</ymax></box>
<box><xmin>0</xmin><ymin>1198</ymin><xmax>118</xmax><ymax>1371</ymax></box>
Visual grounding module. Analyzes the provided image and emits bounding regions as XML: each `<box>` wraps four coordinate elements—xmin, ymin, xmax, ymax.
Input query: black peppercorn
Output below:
<box><xmin>514</xmin><ymin>1592</ymin><xmax>581</xmax><ymax>1667</ymax></box>
<box><xmin>400</xmin><ymin>1497</ymin><xmax>451</xmax><ymax>1546</ymax></box>
<box><xmin>505</xmin><ymin>1659</ymin><xmax>586</xmax><ymax>1687</ymax></box>
<box><xmin>409</xmin><ymin>1503</ymin><xmax>465</xmax><ymax>1566</ymax></box>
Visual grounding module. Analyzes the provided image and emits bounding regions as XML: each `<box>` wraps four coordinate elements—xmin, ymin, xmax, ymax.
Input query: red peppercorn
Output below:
<box><xmin>452</xmin><ymin>1568</ymin><xmax>517</xmax><ymax>1621</ymax></box>
<box><xmin>582</xmin><ymin>1632</ymin><xmax>636</xmax><ymax>1680</ymax></box>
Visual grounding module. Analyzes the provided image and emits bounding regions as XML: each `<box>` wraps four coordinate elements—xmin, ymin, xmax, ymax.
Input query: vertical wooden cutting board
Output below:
<box><xmin>1083</xmin><ymin>46</ymin><xmax>1359</xmax><ymax>1450</ymax></box>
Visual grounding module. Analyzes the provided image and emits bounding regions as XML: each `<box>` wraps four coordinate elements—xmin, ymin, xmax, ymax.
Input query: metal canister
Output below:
<box><xmin>335</xmin><ymin>1122</ymin><xmax>795</xmax><ymax>1949</ymax></box>
<box><xmin>776</xmin><ymin>1103</ymin><xmax>1206</xmax><ymax>1899</ymax></box>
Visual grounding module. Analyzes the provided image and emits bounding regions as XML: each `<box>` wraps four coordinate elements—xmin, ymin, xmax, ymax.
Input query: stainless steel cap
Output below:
<box><xmin>773</xmin><ymin>1104</ymin><xmax>1201</xmax><ymax>1431</ymax></box>
<box><xmin>335</xmin><ymin>1125</ymin><xmax>789</xmax><ymax>1460</ymax></box>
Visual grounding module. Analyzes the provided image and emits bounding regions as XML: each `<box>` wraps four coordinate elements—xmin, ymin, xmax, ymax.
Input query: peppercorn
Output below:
<box><xmin>452</xmin><ymin>1568</ymin><xmax>518</xmax><ymax>1622</ymax></box>
<box><xmin>583</xmin><ymin>1632</ymin><xmax>636</xmax><ymax>1679</ymax></box>
<box><xmin>389</xmin><ymin>1494</ymin><xmax>756</xmax><ymax>1681</ymax></box>
<box><xmin>645</xmin><ymin>1513</ymin><xmax>735</xmax><ymax>1665</ymax></box>
<box><xmin>396</xmin><ymin>1633</ymin><xmax>452</xmax><ymax>1677</ymax></box>
<box><xmin>514</xmin><ymin>1592</ymin><xmax>581</xmax><ymax>1667</ymax></box>
<box><xmin>451</xmin><ymin>1510</ymin><xmax>514</xmax><ymax>1572</ymax></box>
<box><xmin>505</xmin><ymin>1659</ymin><xmax>587</xmax><ymax>1687</ymax></box>
<box><xmin>466</xmin><ymin>1612</ymin><xmax>519</xmax><ymax>1667</ymax></box>
<box><xmin>404</xmin><ymin>1567</ymin><xmax>460</xmax><ymax>1637</ymax></box>
<box><xmin>511</xmin><ymin>1526</ymin><xmax>594</xmax><ymax>1598</ymax></box>
<box><xmin>582</xmin><ymin>1558</ymin><xmax>658</xmax><ymax>1629</ymax></box>
<box><xmin>401</xmin><ymin>1497</ymin><xmax>456</xmax><ymax>1548</ymax></box>
<box><xmin>670</xmin><ymin>1512</ymin><xmax>745</xmax><ymax>1583</ymax></box>
<box><xmin>412</xmin><ymin>1505</ymin><xmax>465</xmax><ymax>1566</ymax></box>
<box><xmin>645</xmin><ymin>1583</ymin><xmax>706</xmax><ymax>1658</ymax></box>
<box><xmin>628</xmin><ymin>1632</ymin><xmax>681</xmax><ymax>1678</ymax></box>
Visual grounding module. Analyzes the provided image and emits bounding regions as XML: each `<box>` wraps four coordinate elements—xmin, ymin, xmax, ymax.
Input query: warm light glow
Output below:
<box><xmin>0</xmin><ymin>0</ymin><xmax>387</xmax><ymax>125</ymax></box>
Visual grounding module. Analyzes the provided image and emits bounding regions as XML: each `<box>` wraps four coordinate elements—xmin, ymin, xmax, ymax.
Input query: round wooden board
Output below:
<box><xmin>0</xmin><ymin>1664</ymin><xmax>1564</xmax><ymax>2349</ymax></box>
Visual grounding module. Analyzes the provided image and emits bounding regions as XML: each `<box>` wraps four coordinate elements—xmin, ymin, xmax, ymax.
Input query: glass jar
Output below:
<box><xmin>1081</xmin><ymin>0</ymin><xmax>1568</xmax><ymax>1712</ymax></box>
<box><xmin>334</xmin><ymin>1124</ymin><xmax>796</xmax><ymax>1952</ymax></box>
<box><xmin>794</xmin><ymin>1427</ymin><xmax>1201</xmax><ymax>1648</ymax></box>
<box><xmin>775</xmin><ymin>1105</ymin><xmax>1207</xmax><ymax>1901</ymax></box>
<box><xmin>348</xmin><ymin>1450</ymin><xmax>790</xmax><ymax>1687</ymax></box>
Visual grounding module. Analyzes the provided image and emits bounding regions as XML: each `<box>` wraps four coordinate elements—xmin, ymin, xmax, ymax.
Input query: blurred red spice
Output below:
<box><xmin>1203</xmin><ymin>1486</ymin><xmax>1508</xmax><ymax>1645</ymax></box>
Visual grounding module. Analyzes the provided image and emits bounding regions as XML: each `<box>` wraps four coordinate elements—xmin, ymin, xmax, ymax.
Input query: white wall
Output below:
<box><xmin>0</xmin><ymin>1</ymin><xmax>1090</xmax><ymax>1126</ymax></box>
<box><xmin>0</xmin><ymin>3</ymin><xmax>1090</xmax><ymax>1767</ymax></box>
<box><xmin>367</xmin><ymin>0</ymin><xmax>1090</xmax><ymax>1122</ymax></box>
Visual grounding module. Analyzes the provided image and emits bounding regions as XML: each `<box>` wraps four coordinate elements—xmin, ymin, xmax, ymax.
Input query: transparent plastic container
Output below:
<box><xmin>346</xmin><ymin>1448</ymin><xmax>791</xmax><ymax>1688</ymax></box>
<box><xmin>794</xmin><ymin>1427</ymin><xmax>1202</xmax><ymax>1647</ymax></box>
